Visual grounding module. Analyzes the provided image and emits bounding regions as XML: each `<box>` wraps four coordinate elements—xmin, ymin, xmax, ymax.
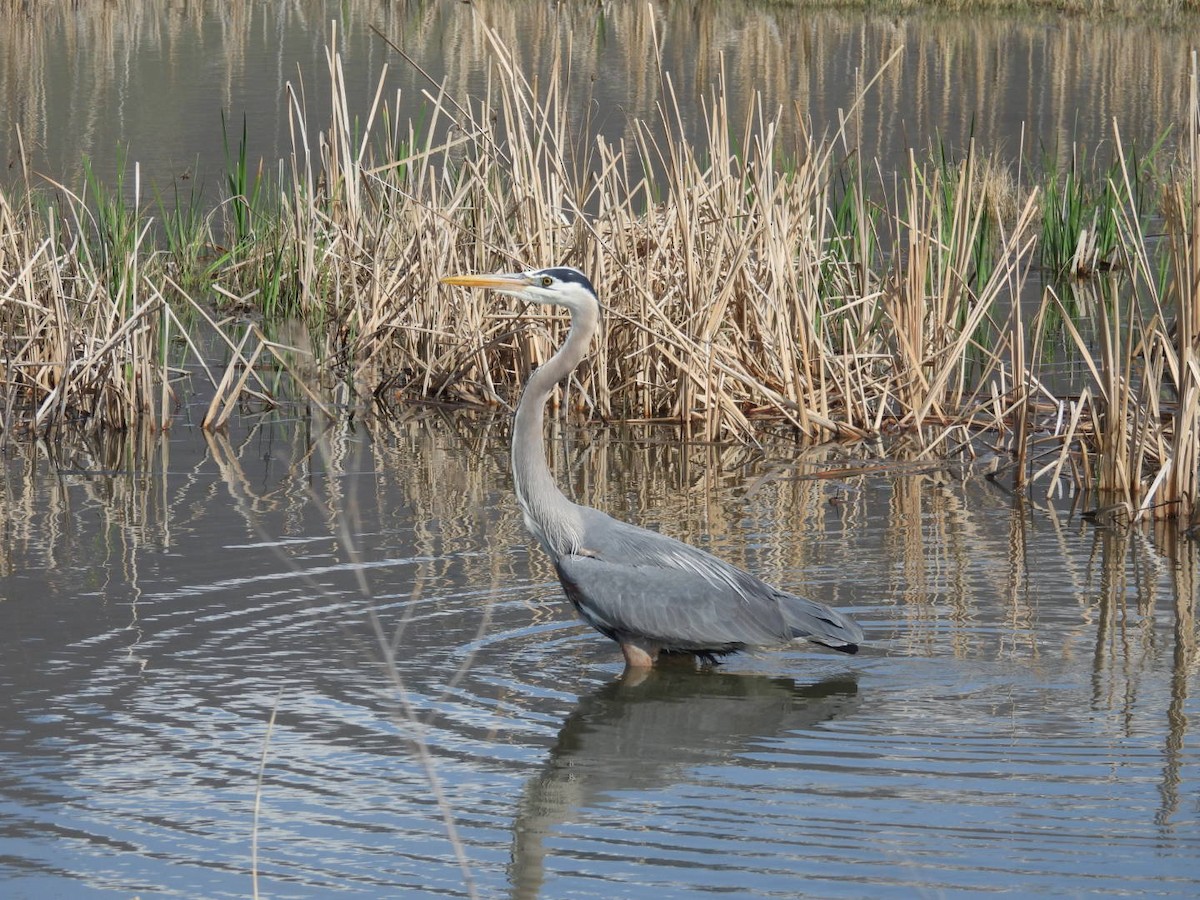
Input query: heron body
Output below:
<box><xmin>441</xmin><ymin>266</ymin><xmax>864</xmax><ymax>668</ymax></box>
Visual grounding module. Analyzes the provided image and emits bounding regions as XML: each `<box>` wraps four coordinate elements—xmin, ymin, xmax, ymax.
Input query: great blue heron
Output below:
<box><xmin>441</xmin><ymin>266</ymin><xmax>864</xmax><ymax>668</ymax></box>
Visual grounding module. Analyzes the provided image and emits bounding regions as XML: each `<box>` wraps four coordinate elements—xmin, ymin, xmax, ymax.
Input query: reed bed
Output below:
<box><xmin>1</xmin><ymin>24</ymin><xmax>1198</xmax><ymax>522</ymax></box>
<box><xmin>0</xmin><ymin>165</ymin><xmax>168</xmax><ymax>433</ymax></box>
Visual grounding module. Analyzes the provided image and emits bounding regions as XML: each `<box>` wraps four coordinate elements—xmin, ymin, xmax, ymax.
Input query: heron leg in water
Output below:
<box><xmin>619</xmin><ymin>637</ymin><xmax>662</xmax><ymax>669</ymax></box>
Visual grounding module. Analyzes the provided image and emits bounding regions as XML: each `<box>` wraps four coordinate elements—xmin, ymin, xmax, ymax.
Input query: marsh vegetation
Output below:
<box><xmin>3</xmin><ymin>6</ymin><xmax>1200</xmax><ymax>896</ymax></box>
<box><xmin>1</xmin><ymin>4</ymin><xmax>1199</xmax><ymax>525</ymax></box>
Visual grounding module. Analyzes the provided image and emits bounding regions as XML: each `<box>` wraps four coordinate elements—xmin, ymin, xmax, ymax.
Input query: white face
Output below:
<box><xmin>522</xmin><ymin>268</ymin><xmax>601</xmax><ymax>314</ymax></box>
<box><xmin>519</xmin><ymin>270</ymin><xmax>575</xmax><ymax>307</ymax></box>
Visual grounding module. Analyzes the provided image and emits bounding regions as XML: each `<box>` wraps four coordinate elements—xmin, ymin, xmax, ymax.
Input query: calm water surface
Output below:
<box><xmin>0</xmin><ymin>1</ymin><xmax>1193</xmax><ymax>195</ymax></box>
<box><xmin>1</xmin><ymin>414</ymin><xmax>1197</xmax><ymax>897</ymax></box>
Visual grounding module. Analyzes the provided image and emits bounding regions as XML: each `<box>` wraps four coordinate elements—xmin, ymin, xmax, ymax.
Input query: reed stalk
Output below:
<box><xmin>1158</xmin><ymin>51</ymin><xmax>1200</xmax><ymax>523</ymax></box>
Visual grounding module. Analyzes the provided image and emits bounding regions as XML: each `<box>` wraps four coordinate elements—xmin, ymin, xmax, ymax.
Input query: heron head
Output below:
<box><xmin>441</xmin><ymin>267</ymin><xmax>599</xmax><ymax>315</ymax></box>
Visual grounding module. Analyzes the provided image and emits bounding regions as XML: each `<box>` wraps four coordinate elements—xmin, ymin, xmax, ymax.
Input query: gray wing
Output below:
<box><xmin>556</xmin><ymin>506</ymin><xmax>863</xmax><ymax>653</ymax></box>
<box><xmin>555</xmin><ymin>553</ymin><xmax>786</xmax><ymax>651</ymax></box>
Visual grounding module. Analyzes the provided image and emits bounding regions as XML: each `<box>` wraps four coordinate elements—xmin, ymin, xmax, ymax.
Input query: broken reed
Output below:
<box><xmin>1</xmin><ymin>30</ymin><xmax>1198</xmax><ymax>520</ymax></box>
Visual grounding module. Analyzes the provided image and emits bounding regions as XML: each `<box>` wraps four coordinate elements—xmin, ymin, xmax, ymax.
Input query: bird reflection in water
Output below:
<box><xmin>507</xmin><ymin>669</ymin><xmax>859</xmax><ymax>899</ymax></box>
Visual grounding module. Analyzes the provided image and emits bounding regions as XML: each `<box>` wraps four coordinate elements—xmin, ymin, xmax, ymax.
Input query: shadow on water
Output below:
<box><xmin>508</xmin><ymin>670</ymin><xmax>859</xmax><ymax>900</ymax></box>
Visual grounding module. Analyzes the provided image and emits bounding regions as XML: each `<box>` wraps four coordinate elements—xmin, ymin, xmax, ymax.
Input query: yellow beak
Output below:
<box><xmin>440</xmin><ymin>273</ymin><xmax>529</xmax><ymax>290</ymax></box>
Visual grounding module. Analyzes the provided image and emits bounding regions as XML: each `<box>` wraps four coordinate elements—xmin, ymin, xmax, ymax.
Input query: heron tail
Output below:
<box><xmin>778</xmin><ymin>592</ymin><xmax>864</xmax><ymax>654</ymax></box>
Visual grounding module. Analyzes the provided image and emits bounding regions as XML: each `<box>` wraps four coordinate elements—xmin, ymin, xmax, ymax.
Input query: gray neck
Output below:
<box><xmin>511</xmin><ymin>301</ymin><xmax>600</xmax><ymax>558</ymax></box>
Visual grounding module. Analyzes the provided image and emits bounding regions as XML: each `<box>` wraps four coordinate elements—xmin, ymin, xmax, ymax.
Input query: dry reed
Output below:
<box><xmin>2</xmin><ymin>22</ymin><xmax>1199</xmax><ymax>520</ymax></box>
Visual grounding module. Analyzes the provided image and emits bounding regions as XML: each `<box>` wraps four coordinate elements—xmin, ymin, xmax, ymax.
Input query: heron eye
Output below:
<box><xmin>541</xmin><ymin>276</ymin><xmax>553</xmax><ymax>287</ymax></box>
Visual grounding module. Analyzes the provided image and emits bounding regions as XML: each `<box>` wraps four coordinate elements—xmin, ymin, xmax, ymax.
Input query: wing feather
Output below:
<box><xmin>553</xmin><ymin>506</ymin><xmax>863</xmax><ymax>653</ymax></box>
<box><xmin>554</xmin><ymin>554</ymin><xmax>787</xmax><ymax>651</ymax></box>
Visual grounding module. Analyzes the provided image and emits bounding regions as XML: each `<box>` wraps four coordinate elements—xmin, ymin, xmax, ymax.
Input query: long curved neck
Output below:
<box><xmin>512</xmin><ymin>301</ymin><xmax>600</xmax><ymax>557</ymax></box>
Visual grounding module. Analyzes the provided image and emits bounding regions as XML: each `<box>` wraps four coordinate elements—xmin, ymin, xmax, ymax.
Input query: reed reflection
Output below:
<box><xmin>506</xmin><ymin>670</ymin><xmax>859</xmax><ymax>900</ymax></box>
<box><xmin>1</xmin><ymin>1</ymin><xmax>1188</xmax><ymax>191</ymax></box>
<box><xmin>2</xmin><ymin>415</ymin><xmax>1199</xmax><ymax>895</ymax></box>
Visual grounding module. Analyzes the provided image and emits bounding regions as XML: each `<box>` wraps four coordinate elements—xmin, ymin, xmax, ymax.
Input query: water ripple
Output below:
<box><xmin>3</xmin><ymin>427</ymin><xmax>1199</xmax><ymax>897</ymax></box>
